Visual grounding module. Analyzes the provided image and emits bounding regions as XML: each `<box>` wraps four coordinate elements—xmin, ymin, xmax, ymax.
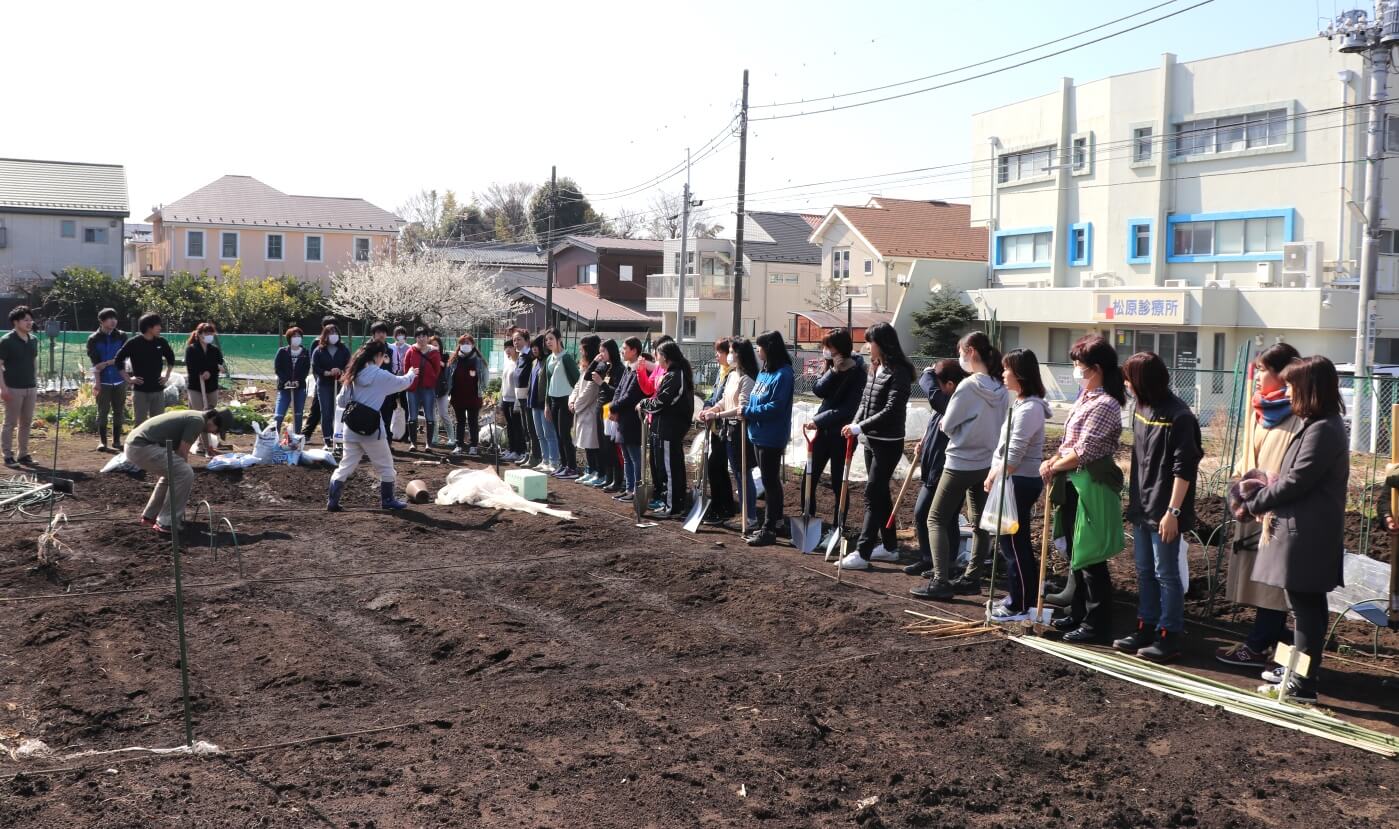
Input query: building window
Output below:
<box><xmin>305</xmin><ymin>235</ymin><xmax>322</xmax><ymax>262</ymax></box>
<box><xmin>682</xmin><ymin>316</ymin><xmax>697</xmax><ymax>339</ymax></box>
<box><xmin>1127</xmin><ymin>219</ymin><xmax>1153</xmax><ymax>264</ymax></box>
<box><xmin>1133</xmin><ymin>127</ymin><xmax>1153</xmax><ymax>162</ymax></box>
<box><xmin>266</xmin><ymin>234</ymin><xmax>283</xmax><ymax>260</ymax></box>
<box><xmin>995</xmin><ymin>229</ymin><xmax>1052</xmax><ymax>268</ymax></box>
<box><xmin>996</xmin><ymin>145</ymin><xmax>1053</xmax><ymax>184</ymax></box>
<box><xmin>832</xmin><ymin>249</ymin><xmax>850</xmax><ymax>279</ymax></box>
<box><xmin>83</xmin><ymin>227</ymin><xmax>108</xmax><ymax>244</ymax></box>
<box><xmin>1167</xmin><ymin>210</ymin><xmax>1291</xmax><ymax>261</ymax></box>
<box><xmin>1172</xmin><ymin>108</ymin><xmax>1286</xmax><ymax>158</ymax></box>
<box><xmin>863</xmin><ymin>258</ymin><xmax>873</xmax><ymax>275</ymax></box>
<box><xmin>1068</xmin><ymin>223</ymin><xmax>1091</xmax><ymax>267</ymax></box>
<box><xmin>1000</xmin><ymin>325</ymin><xmax>1021</xmax><ymax>352</ymax></box>
<box><xmin>1048</xmin><ymin>328</ymin><xmax>1073</xmax><ymax>364</ymax></box>
<box><xmin>1212</xmin><ymin>332</ymin><xmax>1227</xmax><ymax>393</ymax></box>
<box><xmin>354</xmin><ymin>237</ymin><xmax>370</xmax><ymax>262</ymax></box>
<box><xmin>187</xmin><ymin>230</ymin><xmax>205</xmax><ymax>258</ymax></box>
<box><xmin>1387</xmin><ymin>115</ymin><xmax>1399</xmax><ymax>152</ymax></box>
<box><xmin>220</xmin><ymin>231</ymin><xmax>239</xmax><ymax>259</ymax></box>
<box><xmin>60</xmin><ymin>220</ymin><xmax>76</xmax><ymax>238</ymax></box>
<box><xmin>769</xmin><ymin>272</ymin><xmax>784</xmax><ymax>284</ymax></box>
<box><xmin>619</xmin><ymin>264</ymin><xmax>633</xmax><ymax>282</ymax></box>
<box><xmin>578</xmin><ymin>263</ymin><xmax>597</xmax><ymax>285</ymax></box>
<box><xmin>1069</xmin><ymin>132</ymin><xmax>1091</xmax><ymax>175</ymax></box>
<box><xmin>673</xmin><ymin>252</ymin><xmax>681</xmax><ymax>274</ymax></box>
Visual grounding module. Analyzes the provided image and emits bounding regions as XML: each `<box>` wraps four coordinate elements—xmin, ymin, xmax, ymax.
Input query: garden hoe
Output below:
<box><xmin>790</xmin><ymin>423</ymin><xmax>823</xmax><ymax>553</ymax></box>
<box><xmin>683</xmin><ymin>421</ymin><xmax>713</xmax><ymax>533</ymax></box>
<box><xmin>824</xmin><ymin>434</ymin><xmax>857</xmax><ymax>563</ymax></box>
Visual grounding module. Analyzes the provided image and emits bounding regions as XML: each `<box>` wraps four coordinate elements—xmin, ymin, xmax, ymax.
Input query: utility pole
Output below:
<box><xmin>545</xmin><ymin>165</ymin><xmax>556</xmax><ymax>330</ymax></box>
<box><xmin>677</xmin><ymin>148</ymin><xmax>691</xmax><ymax>344</ymax></box>
<box><xmin>731</xmin><ymin>69</ymin><xmax>749</xmax><ymax>337</ymax></box>
<box><xmin>1326</xmin><ymin>4</ymin><xmax>1396</xmax><ymax>450</ymax></box>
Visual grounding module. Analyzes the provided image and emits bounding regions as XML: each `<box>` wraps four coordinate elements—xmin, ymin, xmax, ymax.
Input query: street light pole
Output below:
<box><xmin>677</xmin><ymin>148</ymin><xmax>691</xmax><ymax>344</ymax></box>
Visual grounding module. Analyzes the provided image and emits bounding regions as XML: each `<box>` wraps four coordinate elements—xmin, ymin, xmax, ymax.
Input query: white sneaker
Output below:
<box><xmin>1260</xmin><ymin>666</ymin><xmax>1285</xmax><ymax>685</ymax></box>
<box><xmin>838</xmin><ymin>551</ymin><xmax>870</xmax><ymax>571</ymax></box>
<box><xmin>869</xmin><ymin>544</ymin><xmax>900</xmax><ymax>563</ymax></box>
<box><xmin>990</xmin><ymin>605</ymin><xmax>1030</xmax><ymax>623</ymax></box>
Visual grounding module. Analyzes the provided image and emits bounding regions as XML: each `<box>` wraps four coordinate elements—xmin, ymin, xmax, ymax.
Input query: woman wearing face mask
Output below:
<box><xmin>610</xmin><ymin>337</ymin><xmax>648</xmax><ymax>501</ymax></box>
<box><xmin>445</xmin><ymin>334</ymin><xmax>489</xmax><ymax>456</ymax></box>
<box><xmin>704</xmin><ymin>338</ymin><xmax>759</xmax><ymax>531</ymax></box>
<box><xmin>273</xmin><ymin>326</ymin><xmax>312</xmax><ymax>434</ymax></box>
<box><xmin>838</xmin><ymin>323</ymin><xmax>913</xmax><ymax>570</ymax></box>
<box><xmin>384</xmin><ymin>326</ymin><xmax>412</xmax><ymax>443</ymax></box>
<box><xmin>905</xmin><ymin>359</ymin><xmax>970</xmax><ymax>582</ymax></box>
<box><xmin>1114</xmin><ymin>351</ymin><xmax>1203</xmax><ymax>661</ymax></box>
<box><xmin>695</xmin><ymin>338</ymin><xmax>739</xmax><ymax>522</ymax></box>
<box><xmin>1038</xmin><ymin>335</ymin><xmax>1126</xmax><ymax>644</ymax></box>
<box><xmin>1215</xmin><ymin>344</ymin><xmax>1305</xmax><ymax>672</ymax></box>
<box><xmin>569</xmin><ymin>335</ymin><xmax>603</xmax><ymax>483</ymax></box>
<box><xmin>310</xmin><ymin>324</ymin><xmax>349</xmax><ymax>449</ymax></box>
<box><xmin>528</xmin><ymin>334</ymin><xmax>560</xmax><ymax>473</ymax></box>
<box><xmin>980</xmin><ymin>349</ymin><xmax>1051</xmax><ymax>622</ymax></box>
<box><xmin>512</xmin><ymin>330</ymin><xmax>541</xmax><ymax>467</ymax></box>
<box><xmin>327</xmin><ymin>340</ymin><xmax>418</xmax><ymax>512</ymax></box>
<box><xmin>185</xmin><ymin>322</ymin><xmax>225</xmax><ymax>456</ymax></box>
<box><xmin>743</xmin><ymin>331</ymin><xmax>795</xmax><ymax>547</ymax></box>
<box><xmin>810</xmin><ymin>330</ymin><xmax>866</xmax><ymax>542</ymax></box>
<box><xmin>499</xmin><ymin>339</ymin><xmax>524</xmax><ymax>463</ymax></box>
<box><xmin>430</xmin><ymin>335</ymin><xmax>455</xmax><ymax>447</ymax></box>
<box><xmin>917</xmin><ymin>332</ymin><xmax>1008</xmax><ymax>597</ymax></box>
<box><xmin>640</xmin><ymin>341</ymin><xmax>695</xmax><ymax>518</ymax></box>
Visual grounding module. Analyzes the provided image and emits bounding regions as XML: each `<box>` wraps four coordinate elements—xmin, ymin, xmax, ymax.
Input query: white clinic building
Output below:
<box><xmin>968</xmin><ymin>37</ymin><xmax>1399</xmax><ymax>387</ymax></box>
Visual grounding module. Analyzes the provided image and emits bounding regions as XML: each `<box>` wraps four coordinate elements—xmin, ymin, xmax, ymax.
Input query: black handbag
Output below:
<box><xmin>342</xmin><ymin>400</ymin><xmax>381</xmax><ymax>437</ymax></box>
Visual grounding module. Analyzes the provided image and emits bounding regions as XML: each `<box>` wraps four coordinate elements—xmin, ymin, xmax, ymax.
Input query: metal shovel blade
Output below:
<box><xmin>682</xmin><ymin>493</ymin><xmax>710</xmax><ymax>533</ymax></box>
<box><xmin>823</xmin><ymin>528</ymin><xmax>843</xmax><ymax>562</ymax></box>
<box><xmin>789</xmin><ymin>515</ymin><xmax>824</xmax><ymax>553</ymax></box>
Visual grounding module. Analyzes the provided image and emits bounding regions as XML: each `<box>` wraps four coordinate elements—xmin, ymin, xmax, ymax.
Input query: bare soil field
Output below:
<box><xmin>0</xmin><ymin>435</ymin><xmax>1396</xmax><ymax>828</ymax></box>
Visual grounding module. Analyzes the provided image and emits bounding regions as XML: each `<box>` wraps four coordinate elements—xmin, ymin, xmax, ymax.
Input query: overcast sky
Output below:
<box><xmin>10</xmin><ymin>0</ymin><xmax>1335</xmax><ymax>230</ymax></box>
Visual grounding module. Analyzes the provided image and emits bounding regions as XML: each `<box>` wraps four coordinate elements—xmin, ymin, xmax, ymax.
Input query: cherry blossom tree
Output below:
<box><xmin>328</xmin><ymin>251</ymin><xmax>522</xmax><ymax>334</ymax></box>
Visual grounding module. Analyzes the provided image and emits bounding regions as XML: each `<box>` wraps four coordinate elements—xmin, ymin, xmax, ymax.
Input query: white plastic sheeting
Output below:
<box><xmin>1332</xmin><ymin>552</ymin><xmax>1393</xmax><ymax>622</ymax></box>
<box><xmin>435</xmin><ymin>467</ymin><xmax>575</xmax><ymax>520</ymax></box>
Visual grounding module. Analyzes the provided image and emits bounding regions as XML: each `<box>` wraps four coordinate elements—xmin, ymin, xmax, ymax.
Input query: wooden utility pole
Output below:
<box><xmin>731</xmin><ymin>69</ymin><xmax>749</xmax><ymax>337</ymax></box>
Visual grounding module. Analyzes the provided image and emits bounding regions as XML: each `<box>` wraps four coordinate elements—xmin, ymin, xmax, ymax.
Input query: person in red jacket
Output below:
<box><xmin>402</xmin><ymin>327</ymin><xmax>443</xmax><ymax>452</ymax></box>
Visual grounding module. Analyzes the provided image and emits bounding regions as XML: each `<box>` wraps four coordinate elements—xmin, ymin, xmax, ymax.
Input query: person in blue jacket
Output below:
<box><xmin>905</xmin><ymin>358</ymin><xmax>970</xmax><ymax>579</ymax></box>
<box><xmin>743</xmin><ymin>330</ymin><xmax>795</xmax><ymax>547</ymax></box>
<box><xmin>810</xmin><ymin>329</ymin><xmax>866</xmax><ymax>540</ymax></box>
<box><xmin>273</xmin><ymin>326</ymin><xmax>312</xmax><ymax>434</ymax></box>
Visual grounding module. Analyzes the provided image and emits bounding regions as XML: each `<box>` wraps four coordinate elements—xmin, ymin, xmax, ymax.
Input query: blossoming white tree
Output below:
<box><xmin>328</xmin><ymin>251</ymin><xmax>521</xmax><ymax>334</ymax></box>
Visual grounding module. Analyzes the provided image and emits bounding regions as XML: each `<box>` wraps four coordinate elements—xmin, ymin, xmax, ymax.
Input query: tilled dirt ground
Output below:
<box><xmin>0</xmin><ymin>437</ymin><xmax>1397</xmax><ymax>828</ymax></box>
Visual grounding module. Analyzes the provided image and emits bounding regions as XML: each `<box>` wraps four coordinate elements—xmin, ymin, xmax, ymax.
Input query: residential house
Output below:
<box><xmin>806</xmin><ymin>197</ymin><xmax>988</xmax><ymax>335</ymax></box>
<box><xmin>438</xmin><ymin>241</ymin><xmax>548</xmax><ymax>294</ymax></box>
<box><xmin>123</xmin><ymin>222</ymin><xmax>152</xmax><ymax>279</ymax></box>
<box><xmin>143</xmin><ymin>175</ymin><xmax>401</xmax><ymax>285</ymax></box>
<box><xmin>0</xmin><ymin>157</ymin><xmax>129</xmax><ymax>299</ymax></box>
<box><xmin>550</xmin><ymin>236</ymin><xmax>665</xmax><ymax>314</ymax></box>
<box><xmin>789</xmin><ymin>309</ymin><xmax>894</xmax><ymax>349</ymax></box>
<box><xmin>646</xmin><ymin>211</ymin><xmax>823</xmax><ymax>342</ymax></box>
<box><xmin>507</xmin><ymin>285</ymin><xmax>656</xmax><ymax>341</ymax></box>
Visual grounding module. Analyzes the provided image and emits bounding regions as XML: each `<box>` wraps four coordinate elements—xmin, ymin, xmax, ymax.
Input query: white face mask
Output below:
<box><xmin>822</xmin><ymin>349</ymin><xmax>833</xmax><ymax>360</ymax></box>
<box><xmin>395</xmin><ymin>335</ymin><xmax>406</xmax><ymax>344</ymax></box>
<box><xmin>328</xmin><ymin>334</ymin><xmax>340</xmax><ymax>344</ymax></box>
<box><xmin>202</xmin><ymin>334</ymin><xmax>214</xmax><ymax>345</ymax></box>
<box><xmin>958</xmin><ymin>354</ymin><xmax>974</xmax><ymax>374</ymax></box>
<box><xmin>726</xmin><ymin>352</ymin><xmax>737</xmax><ymax>367</ymax></box>
<box><xmin>1072</xmin><ymin>366</ymin><xmax>1086</xmax><ymax>381</ymax></box>
<box><xmin>290</xmin><ymin>336</ymin><xmax>302</xmax><ymax>348</ymax></box>
<box><xmin>460</xmin><ymin>345</ymin><xmax>473</xmax><ymax>356</ymax></box>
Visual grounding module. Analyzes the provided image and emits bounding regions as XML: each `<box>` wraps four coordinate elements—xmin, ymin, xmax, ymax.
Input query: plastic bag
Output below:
<box><xmin>207</xmin><ymin>452</ymin><xmax>262</xmax><ymax>471</ymax></box>
<box><xmin>100</xmin><ymin>452</ymin><xmax>141</xmax><ymax>475</ymax></box>
<box><xmin>979</xmin><ymin>474</ymin><xmax>1020</xmax><ymax>535</ymax></box>
<box><xmin>332</xmin><ymin>405</ymin><xmax>345</xmax><ymax>443</ymax></box>
<box><xmin>391</xmin><ymin>407</ymin><xmax>406</xmax><ymax>441</ymax></box>
<box><xmin>435</xmin><ymin>467</ymin><xmax>575</xmax><ymax>520</ymax></box>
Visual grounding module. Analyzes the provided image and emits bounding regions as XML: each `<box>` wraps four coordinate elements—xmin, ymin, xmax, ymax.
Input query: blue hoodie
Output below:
<box><xmin>744</xmin><ymin>364</ymin><xmax>795</xmax><ymax>449</ymax></box>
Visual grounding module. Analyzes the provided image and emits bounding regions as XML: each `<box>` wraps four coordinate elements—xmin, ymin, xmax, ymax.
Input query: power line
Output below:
<box><xmin>750</xmin><ymin>0</ymin><xmax>1216</xmax><ymax>122</ymax></box>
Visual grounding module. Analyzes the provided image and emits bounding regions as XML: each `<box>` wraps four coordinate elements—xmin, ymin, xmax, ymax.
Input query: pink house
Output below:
<box><xmin>141</xmin><ymin>175</ymin><xmax>402</xmax><ymax>285</ymax></box>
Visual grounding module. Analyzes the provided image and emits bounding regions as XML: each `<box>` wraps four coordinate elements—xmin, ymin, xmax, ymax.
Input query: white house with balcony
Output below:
<box><xmin>969</xmin><ymin>37</ymin><xmax>1399</xmax><ymax>382</ymax></box>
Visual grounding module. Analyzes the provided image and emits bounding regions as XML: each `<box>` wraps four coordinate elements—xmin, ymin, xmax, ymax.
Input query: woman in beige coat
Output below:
<box><xmin>1215</xmin><ymin>343</ymin><xmax>1304</xmax><ymax>670</ymax></box>
<box><xmin>569</xmin><ymin>335</ymin><xmax>604</xmax><ymax>485</ymax></box>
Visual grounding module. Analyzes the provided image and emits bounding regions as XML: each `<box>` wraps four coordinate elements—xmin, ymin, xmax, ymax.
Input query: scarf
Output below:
<box><xmin>1252</xmin><ymin>387</ymin><xmax>1292</xmax><ymax>428</ymax></box>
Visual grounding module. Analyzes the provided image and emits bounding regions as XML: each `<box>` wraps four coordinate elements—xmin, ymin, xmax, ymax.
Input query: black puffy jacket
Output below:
<box><xmin>854</xmin><ymin>362</ymin><xmax>912</xmax><ymax>441</ymax></box>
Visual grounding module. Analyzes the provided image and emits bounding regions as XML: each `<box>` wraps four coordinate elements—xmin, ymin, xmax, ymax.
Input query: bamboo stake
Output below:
<box><xmin>1031</xmin><ymin>485</ymin><xmax>1054</xmax><ymax>634</ymax></box>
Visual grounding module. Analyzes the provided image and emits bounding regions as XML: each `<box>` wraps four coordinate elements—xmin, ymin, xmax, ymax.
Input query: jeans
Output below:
<box><xmin>95</xmin><ymin>383</ymin><xmax>126</xmax><ymax>447</ymax></box>
<box><xmin>662</xmin><ymin>437</ymin><xmax>687</xmax><ymax>512</ymax></box>
<box><xmin>315</xmin><ymin>381</ymin><xmax>337</xmax><ymax>441</ymax></box>
<box><xmin>275</xmin><ymin>386</ymin><xmax>307</xmax><ymax>434</ymax></box>
<box><xmin>809</xmin><ymin>428</ymin><xmax>847</xmax><ymax>525</ymax></box>
<box><xmin>132</xmin><ymin>389</ymin><xmax>166</xmax><ymax>426</ymax></box>
<box><xmin>548</xmin><ymin>395</ymin><xmax>576</xmax><ymax>470</ymax></box>
<box><xmin>406</xmin><ymin>388</ymin><xmax>437</xmax><ymax>441</ymax></box>
<box><xmin>454</xmin><ymin>405</ymin><xmax>480</xmax><ymax>448</ymax></box>
<box><xmin>997</xmin><ymin>476</ymin><xmax>1045</xmax><ymax>612</ymax></box>
<box><xmin>755</xmin><ymin>444</ymin><xmax>784</xmax><ymax>532</ymax></box>
<box><xmin>726</xmin><ymin>425</ymin><xmax>757</xmax><ymax>526</ymax></box>
<box><xmin>856</xmin><ymin>439</ymin><xmax>903</xmax><ymax>558</ymax></box>
<box><xmin>928</xmin><ymin>467</ymin><xmax>992</xmax><ymax>584</ymax></box>
<box><xmin>621</xmin><ymin>442</ymin><xmax>641</xmax><ymax>492</ymax></box>
<box><xmin>1244</xmin><ymin>607</ymin><xmax>1293</xmax><ymax>653</ymax></box>
<box><xmin>1133</xmin><ymin>523</ymin><xmax>1185</xmax><ymax>633</ymax></box>
<box><xmin>533</xmin><ymin>407</ymin><xmax>560</xmax><ymax>464</ymax></box>
<box><xmin>1287</xmin><ymin>590</ymin><xmax>1329</xmax><ymax>683</ymax></box>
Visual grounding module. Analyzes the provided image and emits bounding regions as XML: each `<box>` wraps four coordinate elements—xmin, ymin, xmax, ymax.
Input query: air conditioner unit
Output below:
<box><xmin>1205</xmin><ymin>279</ymin><xmax>1234</xmax><ymax>289</ymax></box>
<box><xmin>1163</xmin><ymin>279</ymin><xmax>1188</xmax><ymax>288</ymax></box>
<box><xmin>1255</xmin><ymin>261</ymin><xmax>1276</xmax><ymax>286</ymax></box>
<box><xmin>1079</xmin><ymin>274</ymin><xmax>1115</xmax><ymax>288</ymax></box>
<box><xmin>1282</xmin><ymin>241</ymin><xmax>1322</xmax><ymax>287</ymax></box>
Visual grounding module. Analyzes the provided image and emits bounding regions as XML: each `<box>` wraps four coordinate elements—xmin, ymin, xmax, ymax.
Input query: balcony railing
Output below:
<box><xmin>647</xmin><ymin>273</ymin><xmax>738</xmax><ymax>301</ymax></box>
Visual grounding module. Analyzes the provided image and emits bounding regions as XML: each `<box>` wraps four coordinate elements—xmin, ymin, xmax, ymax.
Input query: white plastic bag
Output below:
<box><xmin>435</xmin><ymin>467</ymin><xmax>574</xmax><ymax>519</ymax></box>
<box><xmin>100</xmin><ymin>452</ymin><xmax>140</xmax><ymax>474</ymax></box>
<box><xmin>750</xmin><ymin>466</ymin><xmax>765</xmax><ymax>498</ymax></box>
<box><xmin>298</xmin><ymin>448</ymin><xmax>335</xmax><ymax>467</ymax></box>
<box><xmin>207</xmin><ymin>452</ymin><xmax>262</xmax><ymax>471</ymax></box>
<box><xmin>391</xmin><ymin>407</ymin><xmax>406</xmax><ymax>441</ymax></box>
<box><xmin>250</xmin><ymin>422</ymin><xmax>279</xmax><ymax>462</ymax></box>
<box><xmin>979</xmin><ymin>474</ymin><xmax>1020</xmax><ymax>536</ymax></box>
<box><xmin>332</xmin><ymin>405</ymin><xmax>345</xmax><ymax>443</ymax></box>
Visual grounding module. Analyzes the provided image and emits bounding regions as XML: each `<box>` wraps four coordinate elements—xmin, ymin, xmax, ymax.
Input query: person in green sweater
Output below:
<box><xmin>544</xmin><ymin>328</ymin><xmax>581</xmax><ymax>478</ymax></box>
<box><xmin>124</xmin><ymin>409</ymin><xmax>232</xmax><ymax>535</ymax></box>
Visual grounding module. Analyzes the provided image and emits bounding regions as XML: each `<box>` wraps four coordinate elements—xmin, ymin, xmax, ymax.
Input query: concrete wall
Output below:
<box><xmin>0</xmin><ymin>211</ymin><xmax>124</xmax><ymax>292</ymax></box>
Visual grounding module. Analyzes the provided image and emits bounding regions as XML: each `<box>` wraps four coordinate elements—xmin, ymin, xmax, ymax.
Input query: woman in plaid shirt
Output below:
<box><xmin>1038</xmin><ymin>335</ymin><xmax>1126</xmax><ymax>643</ymax></box>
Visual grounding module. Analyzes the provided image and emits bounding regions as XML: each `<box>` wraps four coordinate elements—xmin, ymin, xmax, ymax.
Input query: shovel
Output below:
<box><xmin>1029</xmin><ymin>485</ymin><xmax>1056</xmax><ymax>632</ymax></box>
<box><xmin>739</xmin><ymin>418</ymin><xmax>751</xmax><ymax>535</ymax></box>
<box><xmin>789</xmin><ymin>424</ymin><xmax>823</xmax><ymax>553</ymax></box>
<box><xmin>683</xmin><ymin>421</ymin><xmax>713</xmax><ymax>533</ymax></box>
<box><xmin>635</xmin><ymin>414</ymin><xmax>657</xmax><ymax>528</ymax></box>
<box><xmin>824</xmin><ymin>434</ymin><xmax>858</xmax><ymax>563</ymax></box>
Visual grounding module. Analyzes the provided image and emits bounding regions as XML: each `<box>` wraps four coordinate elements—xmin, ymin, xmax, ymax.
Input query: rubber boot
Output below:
<box><xmin>406</xmin><ymin>420</ymin><xmax>418</xmax><ymax>450</ymax></box>
<box><xmin>380</xmin><ymin>481</ymin><xmax>408</xmax><ymax>510</ymax></box>
<box><xmin>424</xmin><ymin>420</ymin><xmax>436</xmax><ymax>451</ymax></box>
<box><xmin>327</xmin><ymin>479</ymin><xmax>346</xmax><ymax>513</ymax></box>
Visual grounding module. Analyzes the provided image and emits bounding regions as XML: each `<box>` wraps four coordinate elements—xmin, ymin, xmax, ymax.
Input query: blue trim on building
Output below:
<box><xmin>992</xmin><ymin>226</ymin><xmax>1053</xmax><ymax>270</ymax></box>
<box><xmin>1068</xmin><ymin>222</ymin><xmax>1092</xmax><ymax>267</ymax></box>
<box><xmin>1164</xmin><ymin>208</ymin><xmax>1295</xmax><ymax>263</ymax></box>
<box><xmin>1126</xmin><ymin>218</ymin><xmax>1153</xmax><ymax>265</ymax></box>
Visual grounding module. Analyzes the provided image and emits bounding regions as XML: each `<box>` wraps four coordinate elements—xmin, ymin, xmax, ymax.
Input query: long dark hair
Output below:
<box><xmin>530</xmin><ymin>334</ymin><xmax>547</xmax><ymax>362</ymax></box>
<box><xmin>1069</xmin><ymin>334</ymin><xmax>1126</xmax><ymax>405</ymax></box>
<box><xmin>957</xmin><ymin>330</ymin><xmax>1002</xmax><ymax>383</ymax></box>
<box><xmin>344</xmin><ymin>340</ymin><xmax>389</xmax><ymax>387</ymax></box>
<box><xmin>656</xmin><ymin>341</ymin><xmax>693</xmax><ymax>390</ymax></box>
<box><xmin>868</xmin><ymin>322</ymin><xmax>915</xmax><ymax>377</ymax></box>
<box><xmin>601</xmin><ymin>338</ymin><xmax>623</xmax><ymax>383</ymax></box>
<box><xmin>1002</xmin><ymin>348</ymin><xmax>1047</xmax><ymax>399</ymax></box>
<box><xmin>1122</xmin><ymin>351</ymin><xmax>1171</xmax><ymax>408</ymax></box>
<box><xmin>579</xmin><ymin>334</ymin><xmax>600</xmax><ymax>366</ymax></box>
<box><xmin>729</xmin><ymin>337</ymin><xmax>759</xmax><ymax>379</ymax></box>
<box><xmin>754</xmin><ymin>330</ymin><xmax>792</xmax><ymax>371</ymax></box>
<box><xmin>1284</xmin><ymin>355</ymin><xmax>1344</xmax><ymax>419</ymax></box>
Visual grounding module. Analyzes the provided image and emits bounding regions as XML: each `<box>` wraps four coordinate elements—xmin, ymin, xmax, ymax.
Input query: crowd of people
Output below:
<box><xmin>0</xmin><ymin>303</ymin><xmax>1367</xmax><ymax>704</ymax></box>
